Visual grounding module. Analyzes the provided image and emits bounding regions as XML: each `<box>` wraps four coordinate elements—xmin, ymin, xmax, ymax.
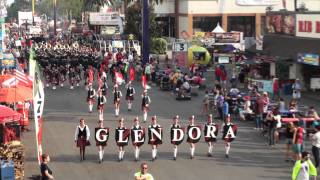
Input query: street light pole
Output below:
<box><xmin>142</xmin><ymin>0</ymin><xmax>149</xmax><ymax>65</ymax></box>
<box><xmin>53</xmin><ymin>0</ymin><xmax>57</xmax><ymax>35</ymax></box>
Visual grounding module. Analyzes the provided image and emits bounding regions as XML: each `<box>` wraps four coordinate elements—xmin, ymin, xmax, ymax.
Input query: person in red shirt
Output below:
<box><xmin>87</xmin><ymin>66</ymin><xmax>94</xmax><ymax>87</ymax></box>
<box><xmin>293</xmin><ymin>124</ymin><xmax>304</xmax><ymax>160</ymax></box>
<box><xmin>273</xmin><ymin>78</ymin><xmax>280</xmax><ymax>100</ymax></box>
<box><xmin>254</xmin><ymin>94</ymin><xmax>265</xmax><ymax>130</ymax></box>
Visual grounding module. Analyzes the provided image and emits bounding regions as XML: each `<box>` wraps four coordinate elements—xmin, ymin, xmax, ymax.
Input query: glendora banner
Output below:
<box><xmin>94</xmin><ymin>124</ymin><xmax>238</xmax><ymax>145</ymax></box>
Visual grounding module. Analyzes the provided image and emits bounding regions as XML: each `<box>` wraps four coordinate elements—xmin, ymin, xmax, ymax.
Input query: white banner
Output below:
<box><xmin>236</xmin><ymin>0</ymin><xmax>280</xmax><ymax>6</ymax></box>
<box><xmin>295</xmin><ymin>14</ymin><xmax>320</xmax><ymax>39</ymax></box>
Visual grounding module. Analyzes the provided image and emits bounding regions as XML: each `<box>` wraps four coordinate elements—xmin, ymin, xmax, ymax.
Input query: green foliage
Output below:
<box><xmin>150</xmin><ymin>38</ymin><xmax>167</xmax><ymax>54</ymax></box>
<box><xmin>124</xmin><ymin>1</ymin><xmax>159</xmax><ymax>41</ymax></box>
<box><xmin>6</xmin><ymin>0</ymin><xmax>31</xmax><ymax>21</ymax></box>
<box><xmin>37</xmin><ymin>0</ymin><xmax>84</xmax><ymax>21</ymax></box>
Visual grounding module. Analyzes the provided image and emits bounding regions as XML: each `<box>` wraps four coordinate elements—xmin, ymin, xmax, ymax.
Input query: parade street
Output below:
<box><xmin>21</xmin><ymin>79</ymin><xmax>303</xmax><ymax>180</ymax></box>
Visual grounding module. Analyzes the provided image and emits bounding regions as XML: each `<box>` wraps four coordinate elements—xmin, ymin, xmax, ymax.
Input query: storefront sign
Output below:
<box><xmin>297</xmin><ymin>53</ymin><xmax>319</xmax><ymax>66</ymax></box>
<box><xmin>266</xmin><ymin>13</ymin><xmax>295</xmax><ymax>35</ymax></box>
<box><xmin>295</xmin><ymin>14</ymin><xmax>320</xmax><ymax>38</ymax></box>
<box><xmin>211</xmin><ymin>32</ymin><xmax>241</xmax><ymax>43</ymax></box>
<box><xmin>173</xmin><ymin>42</ymin><xmax>188</xmax><ymax>52</ymax></box>
<box><xmin>89</xmin><ymin>12</ymin><xmax>119</xmax><ymax>25</ymax></box>
<box><xmin>1</xmin><ymin>53</ymin><xmax>15</xmax><ymax>68</ymax></box>
<box><xmin>236</xmin><ymin>0</ymin><xmax>280</xmax><ymax>6</ymax></box>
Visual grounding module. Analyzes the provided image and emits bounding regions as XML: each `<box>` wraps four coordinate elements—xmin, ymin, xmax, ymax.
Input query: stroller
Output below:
<box><xmin>160</xmin><ymin>75</ymin><xmax>171</xmax><ymax>91</ymax></box>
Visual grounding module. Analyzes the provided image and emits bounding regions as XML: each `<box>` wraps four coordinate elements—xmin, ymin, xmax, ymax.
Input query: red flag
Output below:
<box><xmin>129</xmin><ymin>67</ymin><xmax>135</xmax><ymax>81</ymax></box>
<box><xmin>115</xmin><ymin>72</ymin><xmax>124</xmax><ymax>85</ymax></box>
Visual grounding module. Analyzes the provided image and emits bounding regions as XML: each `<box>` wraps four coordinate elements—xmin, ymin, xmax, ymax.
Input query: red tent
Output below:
<box><xmin>0</xmin><ymin>105</ymin><xmax>21</xmax><ymax>124</ymax></box>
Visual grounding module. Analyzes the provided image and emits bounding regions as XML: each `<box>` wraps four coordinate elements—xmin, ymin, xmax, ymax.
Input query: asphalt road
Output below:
<box><xmin>22</xmin><ymin>77</ymin><xmax>297</xmax><ymax>180</ymax></box>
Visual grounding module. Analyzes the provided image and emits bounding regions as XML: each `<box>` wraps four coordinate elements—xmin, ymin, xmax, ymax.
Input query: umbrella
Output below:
<box><xmin>0</xmin><ymin>105</ymin><xmax>21</xmax><ymax>124</ymax></box>
<box><xmin>0</xmin><ymin>86</ymin><xmax>33</xmax><ymax>103</ymax></box>
<box><xmin>212</xmin><ymin>23</ymin><xmax>225</xmax><ymax>33</ymax></box>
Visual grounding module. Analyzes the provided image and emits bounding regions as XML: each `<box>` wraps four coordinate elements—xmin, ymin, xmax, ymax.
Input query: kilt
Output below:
<box><xmin>117</xmin><ymin>142</ymin><xmax>128</xmax><ymax>147</ymax></box>
<box><xmin>114</xmin><ymin>99</ymin><xmax>120</xmax><ymax>105</ymax></box>
<box><xmin>187</xmin><ymin>137</ymin><xmax>200</xmax><ymax>143</ymax></box>
<box><xmin>96</xmin><ymin>141</ymin><xmax>107</xmax><ymax>147</ymax></box>
<box><xmin>141</xmin><ymin>104</ymin><xmax>150</xmax><ymax>111</ymax></box>
<box><xmin>171</xmin><ymin>141</ymin><xmax>183</xmax><ymax>146</ymax></box>
<box><xmin>126</xmin><ymin>96</ymin><xmax>134</xmax><ymax>101</ymax></box>
<box><xmin>97</xmin><ymin>104</ymin><xmax>104</xmax><ymax>110</ymax></box>
<box><xmin>224</xmin><ymin>138</ymin><xmax>235</xmax><ymax>143</ymax></box>
<box><xmin>77</xmin><ymin>137</ymin><xmax>90</xmax><ymax>147</ymax></box>
<box><xmin>205</xmin><ymin>137</ymin><xmax>217</xmax><ymax>143</ymax></box>
<box><xmin>87</xmin><ymin>97</ymin><xmax>95</xmax><ymax>103</ymax></box>
<box><xmin>132</xmin><ymin>142</ymin><xmax>144</xmax><ymax>147</ymax></box>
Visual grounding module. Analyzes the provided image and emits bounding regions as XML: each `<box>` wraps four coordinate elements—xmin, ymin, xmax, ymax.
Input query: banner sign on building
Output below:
<box><xmin>297</xmin><ymin>53</ymin><xmax>319</xmax><ymax>66</ymax></box>
<box><xmin>236</xmin><ymin>0</ymin><xmax>280</xmax><ymax>6</ymax></box>
<box><xmin>251</xmin><ymin>79</ymin><xmax>273</xmax><ymax>93</ymax></box>
<box><xmin>18</xmin><ymin>11</ymin><xmax>33</xmax><ymax>26</ymax></box>
<box><xmin>295</xmin><ymin>14</ymin><xmax>320</xmax><ymax>39</ymax></box>
<box><xmin>89</xmin><ymin>12</ymin><xmax>119</xmax><ymax>25</ymax></box>
<box><xmin>266</xmin><ymin>12</ymin><xmax>295</xmax><ymax>35</ymax></box>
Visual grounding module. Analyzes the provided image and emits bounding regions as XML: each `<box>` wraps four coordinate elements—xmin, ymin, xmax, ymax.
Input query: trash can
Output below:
<box><xmin>0</xmin><ymin>160</ymin><xmax>15</xmax><ymax>180</ymax></box>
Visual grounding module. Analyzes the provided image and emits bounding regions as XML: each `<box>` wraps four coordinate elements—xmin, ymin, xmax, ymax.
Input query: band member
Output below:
<box><xmin>113</xmin><ymin>84</ymin><xmax>122</xmax><ymax>117</ymax></box>
<box><xmin>69</xmin><ymin>66</ymin><xmax>76</xmax><ymax>90</ymax></box>
<box><xmin>74</xmin><ymin>118</ymin><xmax>90</xmax><ymax>161</ymax></box>
<box><xmin>97</xmin><ymin>90</ymin><xmax>107</xmax><ymax>120</ymax></box>
<box><xmin>59</xmin><ymin>65</ymin><xmax>67</xmax><ymax>87</ymax></box>
<box><xmin>87</xmin><ymin>65</ymin><xmax>94</xmax><ymax>87</ymax></box>
<box><xmin>75</xmin><ymin>65</ymin><xmax>82</xmax><ymax>87</ymax></box>
<box><xmin>131</xmin><ymin>117</ymin><xmax>145</xmax><ymax>161</ymax></box>
<box><xmin>187</xmin><ymin>115</ymin><xmax>201</xmax><ymax>159</ymax></box>
<box><xmin>170</xmin><ymin>115</ymin><xmax>184</xmax><ymax>160</ymax></box>
<box><xmin>100</xmin><ymin>78</ymin><xmax>108</xmax><ymax>96</ymax></box>
<box><xmin>126</xmin><ymin>81</ymin><xmax>135</xmax><ymax>111</ymax></box>
<box><xmin>95</xmin><ymin>120</ymin><xmax>109</xmax><ymax>163</ymax></box>
<box><xmin>115</xmin><ymin>118</ymin><xmax>130</xmax><ymax>161</ymax></box>
<box><xmin>204</xmin><ymin>114</ymin><xmax>219</xmax><ymax>157</ymax></box>
<box><xmin>141</xmin><ymin>90</ymin><xmax>151</xmax><ymax>123</ymax></box>
<box><xmin>148</xmin><ymin>116</ymin><xmax>163</xmax><ymax>161</ymax></box>
<box><xmin>87</xmin><ymin>84</ymin><xmax>96</xmax><ymax>113</ymax></box>
<box><xmin>43</xmin><ymin>66</ymin><xmax>51</xmax><ymax>87</ymax></box>
<box><xmin>222</xmin><ymin>114</ymin><xmax>238</xmax><ymax>158</ymax></box>
<box><xmin>51</xmin><ymin>66</ymin><xmax>59</xmax><ymax>90</ymax></box>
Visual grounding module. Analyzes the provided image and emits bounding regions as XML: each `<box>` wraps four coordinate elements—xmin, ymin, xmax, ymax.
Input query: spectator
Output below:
<box><xmin>254</xmin><ymin>94</ymin><xmax>264</xmax><ymax>130</ymax></box>
<box><xmin>311</xmin><ymin>126</ymin><xmax>320</xmax><ymax>168</ymax></box>
<box><xmin>278</xmin><ymin>97</ymin><xmax>286</xmax><ymax>112</ymax></box>
<box><xmin>292</xmin><ymin>79</ymin><xmax>302</xmax><ymax>102</ymax></box>
<box><xmin>134</xmin><ymin>162</ymin><xmax>154</xmax><ymax>180</ymax></box>
<box><xmin>293</xmin><ymin>123</ymin><xmax>305</xmax><ymax>160</ymax></box>
<box><xmin>202</xmin><ymin>90</ymin><xmax>210</xmax><ymax>115</ymax></box>
<box><xmin>292</xmin><ymin>151</ymin><xmax>317</xmax><ymax>180</ymax></box>
<box><xmin>286</xmin><ymin>122</ymin><xmax>295</xmax><ymax>162</ymax></box>
<box><xmin>40</xmin><ymin>154</ymin><xmax>54</xmax><ymax>180</ymax></box>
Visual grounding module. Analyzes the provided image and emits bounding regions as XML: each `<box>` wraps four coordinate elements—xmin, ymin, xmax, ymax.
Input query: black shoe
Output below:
<box><xmin>190</xmin><ymin>155</ymin><xmax>194</xmax><ymax>159</ymax></box>
<box><xmin>225</xmin><ymin>154</ymin><xmax>229</xmax><ymax>158</ymax></box>
<box><xmin>152</xmin><ymin>158</ymin><xmax>155</xmax><ymax>161</ymax></box>
<box><xmin>155</xmin><ymin>156</ymin><xmax>157</xmax><ymax>160</ymax></box>
<box><xmin>207</xmin><ymin>153</ymin><xmax>212</xmax><ymax>157</ymax></box>
<box><xmin>118</xmin><ymin>158</ymin><xmax>121</xmax><ymax>162</ymax></box>
<box><xmin>173</xmin><ymin>157</ymin><xmax>176</xmax><ymax>161</ymax></box>
<box><xmin>99</xmin><ymin>160</ymin><xmax>102</xmax><ymax>164</ymax></box>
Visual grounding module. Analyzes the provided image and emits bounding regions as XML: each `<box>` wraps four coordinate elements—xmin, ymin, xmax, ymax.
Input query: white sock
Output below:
<box><xmin>208</xmin><ymin>145</ymin><xmax>213</xmax><ymax>154</ymax></box>
<box><xmin>143</xmin><ymin>113</ymin><xmax>147</xmax><ymax>122</ymax></box>
<box><xmin>121</xmin><ymin>151</ymin><xmax>125</xmax><ymax>159</ymax></box>
<box><xmin>118</xmin><ymin>151</ymin><xmax>121</xmax><ymax>160</ymax></box>
<box><xmin>155</xmin><ymin>149</ymin><xmax>158</xmax><ymax>157</ymax></box>
<box><xmin>152</xmin><ymin>149</ymin><xmax>156</xmax><ymax>159</ymax></box>
<box><xmin>117</xmin><ymin>108</ymin><xmax>120</xmax><ymax>115</ymax></box>
<box><xmin>225</xmin><ymin>145</ymin><xmax>230</xmax><ymax>155</ymax></box>
<box><xmin>128</xmin><ymin>103</ymin><xmax>132</xmax><ymax>109</ymax></box>
<box><xmin>115</xmin><ymin>109</ymin><xmax>118</xmax><ymax>116</ymax></box>
<box><xmin>89</xmin><ymin>104</ymin><xmax>93</xmax><ymax>111</ymax></box>
<box><xmin>135</xmin><ymin>148</ymin><xmax>139</xmax><ymax>159</ymax></box>
<box><xmin>174</xmin><ymin>147</ymin><xmax>177</xmax><ymax>158</ymax></box>
<box><xmin>191</xmin><ymin>147</ymin><xmax>195</xmax><ymax>157</ymax></box>
<box><xmin>99</xmin><ymin>150</ymin><xmax>102</xmax><ymax>160</ymax></box>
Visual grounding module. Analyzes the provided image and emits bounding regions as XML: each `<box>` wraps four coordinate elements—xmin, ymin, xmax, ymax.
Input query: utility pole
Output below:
<box><xmin>294</xmin><ymin>0</ymin><xmax>298</xmax><ymax>11</ymax></box>
<box><xmin>142</xmin><ymin>0</ymin><xmax>149</xmax><ymax>65</ymax></box>
<box><xmin>54</xmin><ymin>0</ymin><xmax>57</xmax><ymax>35</ymax></box>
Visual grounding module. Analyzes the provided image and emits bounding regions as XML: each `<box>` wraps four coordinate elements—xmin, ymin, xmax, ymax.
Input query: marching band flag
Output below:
<box><xmin>141</xmin><ymin>75</ymin><xmax>150</xmax><ymax>90</ymax></box>
<box><xmin>31</xmin><ymin>47</ymin><xmax>45</xmax><ymax>165</ymax></box>
<box><xmin>115</xmin><ymin>72</ymin><xmax>124</xmax><ymax>85</ymax></box>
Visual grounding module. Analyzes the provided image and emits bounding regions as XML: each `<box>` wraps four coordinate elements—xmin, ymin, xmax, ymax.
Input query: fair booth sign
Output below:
<box><xmin>295</xmin><ymin>14</ymin><xmax>320</xmax><ymax>39</ymax></box>
<box><xmin>297</xmin><ymin>53</ymin><xmax>319</xmax><ymax>66</ymax></box>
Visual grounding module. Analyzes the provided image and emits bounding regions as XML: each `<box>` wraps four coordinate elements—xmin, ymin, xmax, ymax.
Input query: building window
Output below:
<box><xmin>155</xmin><ymin>16</ymin><xmax>176</xmax><ymax>37</ymax></box>
<box><xmin>193</xmin><ymin>16</ymin><xmax>222</xmax><ymax>32</ymax></box>
<box><xmin>228</xmin><ymin>16</ymin><xmax>255</xmax><ymax>37</ymax></box>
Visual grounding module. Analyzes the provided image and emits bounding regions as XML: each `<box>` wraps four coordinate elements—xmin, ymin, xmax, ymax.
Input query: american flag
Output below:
<box><xmin>2</xmin><ymin>69</ymin><xmax>33</xmax><ymax>87</ymax></box>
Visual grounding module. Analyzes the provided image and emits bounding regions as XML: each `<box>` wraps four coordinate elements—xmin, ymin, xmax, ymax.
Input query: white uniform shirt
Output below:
<box><xmin>311</xmin><ymin>131</ymin><xmax>320</xmax><ymax>148</ymax></box>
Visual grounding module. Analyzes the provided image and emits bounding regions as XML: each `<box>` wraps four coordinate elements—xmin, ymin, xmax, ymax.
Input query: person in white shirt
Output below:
<box><xmin>134</xmin><ymin>162</ymin><xmax>154</xmax><ymax>180</ymax></box>
<box><xmin>74</xmin><ymin>118</ymin><xmax>90</xmax><ymax>161</ymax></box>
<box><xmin>311</xmin><ymin>126</ymin><xmax>320</xmax><ymax>168</ymax></box>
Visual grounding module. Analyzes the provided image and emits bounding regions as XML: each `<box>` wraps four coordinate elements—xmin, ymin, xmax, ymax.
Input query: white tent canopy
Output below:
<box><xmin>212</xmin><ymin>23</ymin><xmax>225</xmax><ymax>33</ymax></box>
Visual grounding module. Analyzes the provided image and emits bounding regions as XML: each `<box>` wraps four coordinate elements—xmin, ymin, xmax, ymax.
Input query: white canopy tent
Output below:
<box><xmin>212</xmin><ymin>23</ymin><xmax>225</xmax><ymax>33</ymax></box>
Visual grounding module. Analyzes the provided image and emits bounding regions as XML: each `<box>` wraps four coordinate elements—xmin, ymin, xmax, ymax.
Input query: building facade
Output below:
<box><xmin>154</xmin><ymin>0</ymin><xmax>320</xmax><ymax>38</ymax></box>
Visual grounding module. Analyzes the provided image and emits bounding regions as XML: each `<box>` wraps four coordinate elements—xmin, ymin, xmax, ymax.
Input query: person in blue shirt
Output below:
<box><xmin>223</xmin><ymin>99</ymin><xmax>229</xmax><ymax>122</ymax></box>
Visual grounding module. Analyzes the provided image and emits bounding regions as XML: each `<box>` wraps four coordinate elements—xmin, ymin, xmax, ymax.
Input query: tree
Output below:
<box><xmin>6</xmin><ymin>0</ymin><xmax>32</xmax><ymax>22</ymax></box>
<box><xmin>123</xmin><ymin>1</ymin><xmax>159</xmax><ymax>41</ymax></box>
